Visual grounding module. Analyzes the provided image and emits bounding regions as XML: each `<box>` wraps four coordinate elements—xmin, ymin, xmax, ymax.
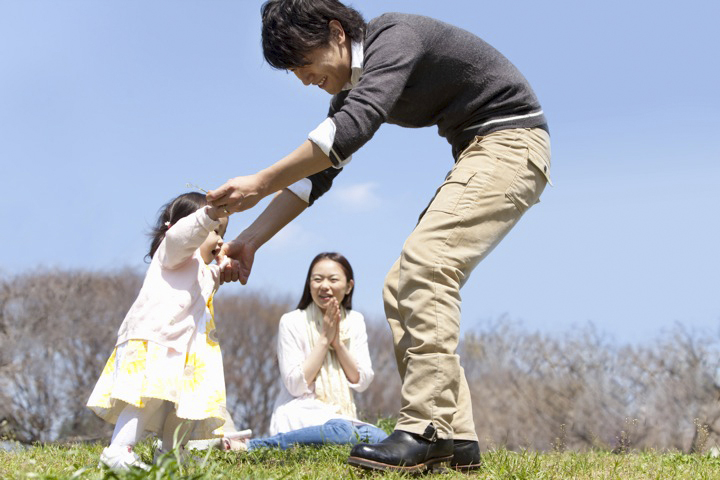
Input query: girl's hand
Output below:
<box><xmin>322</xmin><ymin>298</ymin><xmax>341</xmax><ymax>347</ymax></box>
<box><xmin>205</xmin><ymin>204</ymin><xmax>230</xmax><ymax>221</ymax></box>
<box><xmin>216</xmin><ymin>254</ymin><xmax>241</xmax><ymax>285</ymax></box>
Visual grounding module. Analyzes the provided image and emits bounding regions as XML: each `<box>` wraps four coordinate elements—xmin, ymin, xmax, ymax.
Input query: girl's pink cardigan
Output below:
<box><xmin>116</xmin><ymin>206</ymin><xmax>221</xmax><ymax>352</ymax></box>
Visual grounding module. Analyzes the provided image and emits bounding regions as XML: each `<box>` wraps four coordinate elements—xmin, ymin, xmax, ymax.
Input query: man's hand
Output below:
<box><xmin>219</xmin><ymin>238</ymin><xmax>257</xmax><ymax>285</ymax></box>
<box><xmin>207</xmin><ymin>174</ymin><xmax>266</xmax><ymax>214</ymax></box>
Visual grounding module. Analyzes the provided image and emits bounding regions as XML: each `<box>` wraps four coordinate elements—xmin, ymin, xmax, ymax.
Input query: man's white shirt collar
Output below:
<box><xmin>342</xmin><ymin>40</ymin><xmax>364</xmax><ymax>91</ymax></box>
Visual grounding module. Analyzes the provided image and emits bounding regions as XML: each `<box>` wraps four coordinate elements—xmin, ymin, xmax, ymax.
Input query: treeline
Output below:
<box><xmin>1</xmin><ymin>270</ymin><xmax>718</xmax><ymax>453</ymax></box>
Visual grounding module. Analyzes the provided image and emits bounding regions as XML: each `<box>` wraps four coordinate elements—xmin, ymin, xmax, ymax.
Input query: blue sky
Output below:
<box><xmin>1</xmin><ymin>0</ymin><xmax>718</xmax><ymax>344</ymax></box>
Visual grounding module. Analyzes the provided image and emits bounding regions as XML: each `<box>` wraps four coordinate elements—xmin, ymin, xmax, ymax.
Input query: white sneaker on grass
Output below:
<box><xmin>99</xmin><ymin>445</ymin><xmax>150</xmax><ymax>471</ymax></box>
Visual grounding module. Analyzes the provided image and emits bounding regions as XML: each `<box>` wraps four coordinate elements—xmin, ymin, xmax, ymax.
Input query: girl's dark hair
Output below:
<box><xmin>296</xmin><ymin>252</ymin><xmax>355</xmax><ymax>311</ymax></box>
<box><xmin>146</xmin><ymin>192</ymin><xmax>207</xmax><ymax>261</ymax></box>
<box><xmin>261</xmin><ymin>0</ymin><xmax>366</xmax><ymax>70</ymax></box>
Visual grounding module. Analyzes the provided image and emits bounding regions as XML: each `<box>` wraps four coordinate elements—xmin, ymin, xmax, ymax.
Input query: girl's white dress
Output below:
<box><xmin>87</xmin><ymin>207</ymin><xmax>227</xmax><ymax>440</ymax></box>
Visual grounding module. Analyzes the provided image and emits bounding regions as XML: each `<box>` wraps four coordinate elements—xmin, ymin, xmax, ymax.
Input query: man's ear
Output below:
<box><xmin>328</xmin><ymin>19</ymin><xmax>346</xmax><ymax>43</ymax></box>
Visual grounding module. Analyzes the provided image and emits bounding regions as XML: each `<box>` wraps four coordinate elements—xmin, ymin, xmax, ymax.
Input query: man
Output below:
<box><xmin>208</xmin><ymin>0</ymin><xmax>551</xmax><ymax>473</ymax></box>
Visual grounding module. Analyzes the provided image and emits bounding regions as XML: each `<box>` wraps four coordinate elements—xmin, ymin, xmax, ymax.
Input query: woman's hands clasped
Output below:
<box><xmin>319</xmin><ymin>296</ymin><xmax>359</xmax><ymax>384</ymax></box>
<box><xmin>322</xmin><ymin>297</ymin><xmax>342</xmax><ymax>349</ymax></box>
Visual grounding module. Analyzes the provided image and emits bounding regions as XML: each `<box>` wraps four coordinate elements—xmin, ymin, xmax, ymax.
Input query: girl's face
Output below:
<box><xmin>309</xmin><ymin>258</ymin><xmax>353</xmax><ymax>312</ymax></box>
<box><xmin>289</xmin><ymin>21</ymin><xmax>351</xmax><ymax>95</ymax></box>
<box><xmin>200</xmin><ymin>217</ymin><xmax>228</xmax><ymax>265</ymax></box>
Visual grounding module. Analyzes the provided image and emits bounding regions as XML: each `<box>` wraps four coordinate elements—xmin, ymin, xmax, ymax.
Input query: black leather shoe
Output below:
<box><xmin>348</xmin><ymin>429</ymin><xmax>453</xmax><ymax>473</ymax></box>
<box><xmin>451</xmin><ymin>439</ymin><xmax>482</xmax><ymax>472</ymax></box>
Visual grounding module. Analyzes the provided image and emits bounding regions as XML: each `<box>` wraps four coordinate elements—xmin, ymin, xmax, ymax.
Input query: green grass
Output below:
<box><xmin>2</xmin><ymin>441</ymin><xmax>720</xmax><ymax>479</ymax></box>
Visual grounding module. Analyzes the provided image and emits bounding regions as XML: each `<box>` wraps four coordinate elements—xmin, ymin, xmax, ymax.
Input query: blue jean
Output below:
<box><xmin>246</xmin><ymin>419</ymin><xmax>388</xmax><ymax>450</ymax></box>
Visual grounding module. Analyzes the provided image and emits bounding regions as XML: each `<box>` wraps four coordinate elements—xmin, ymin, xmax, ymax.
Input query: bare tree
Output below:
<box><xmin>461</xmin><ymin>319</ymin><xmax>720</xmax><ymax>453</ymax></box>
<box><xmin>0</xmin><ymin>270</ymin><xmax>141</xmax><ymax>442</ymax></box>
<box><xmin>354</xmin><ymin>316</ymin><xmax>401</xmax><ymax>424</ymax></box>
<box><xmin>2</xmin><ymin>270</ymin><xmax>719</xmax><ymax>453</ymax></box>
<box><xmin>215</xmin><ymin>291</ymin><xmax>291</xmax><ymax>436</ymax></box>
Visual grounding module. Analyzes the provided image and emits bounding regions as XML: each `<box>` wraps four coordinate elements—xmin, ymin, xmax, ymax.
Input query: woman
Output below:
<box><xmin>227</xmin><ymin>252</ymin><xmax>387</xmax><ymax>451</ymax></box>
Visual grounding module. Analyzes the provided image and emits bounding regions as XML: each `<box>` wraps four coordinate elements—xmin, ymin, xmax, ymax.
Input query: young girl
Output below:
<box><xmin>87</xmin><ymin>192</ymin><xmax>234</xmax><ymax>470</ymax></box>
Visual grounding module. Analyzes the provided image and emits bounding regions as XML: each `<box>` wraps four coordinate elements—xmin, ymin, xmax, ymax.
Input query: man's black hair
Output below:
<box><xmin>261</xmin><ymin>0</ymin><xmax>366</xmax><ymax>70</ymax></box>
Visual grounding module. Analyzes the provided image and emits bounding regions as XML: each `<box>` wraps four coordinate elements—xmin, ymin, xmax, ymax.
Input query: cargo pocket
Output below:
<box><xmin>505</xmin><ymin>147</ymin><xmax>547</xmax><ymax>215</ymax></box>
<box><xmin>528</xmin><ymin>142</ymin><xmax>552</xmax><ymax>186</ymax></box>
<box><xmin>426</xmin><ymin>168</ymin><xmax>477</xmax><ymax>215</ymax></box>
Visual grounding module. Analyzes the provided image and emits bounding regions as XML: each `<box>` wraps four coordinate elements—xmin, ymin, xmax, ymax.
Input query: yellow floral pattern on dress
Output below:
<box><xmin>122</xmin><ymin>341</ymin><xmax>147</xmax><ymax>376</ymax></box>
<box><xmin>86</xmin><ymin>290</ymin><xmax>226</xmax><ymax>440</ymax></box>
<box><xmin>101</xmin><ymin>349</ymin><xmax>117</xmax><ymax>376</ymax></box>
<box><xmin>183</xmin><ymin>352</ymin><xmax>207</xmax><ymax>393</ymax></box>
<box><xmin>206</xmin><ymin>294</ymin><xmax>219</xmax><ymax>347</ymax></box>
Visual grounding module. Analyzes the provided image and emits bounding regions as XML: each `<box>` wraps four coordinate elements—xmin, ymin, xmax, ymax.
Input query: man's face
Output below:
<box><xmin>289</xmin><ymin>22</ymin><xmax>352</xmax><ymax>95</ymax></box>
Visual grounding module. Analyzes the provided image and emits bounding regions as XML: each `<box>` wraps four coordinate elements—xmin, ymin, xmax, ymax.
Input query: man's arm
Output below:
<box><xmin>207</xmin><ymin>140</ymin><xmax>332</xmax><ymax>214</ymax></box>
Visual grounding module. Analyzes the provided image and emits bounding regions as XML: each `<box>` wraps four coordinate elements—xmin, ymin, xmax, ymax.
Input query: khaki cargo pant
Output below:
<box><xmin>383</xmin><ymin>127</ymin><xmax>551</xmax><ymax>440</ymax></box>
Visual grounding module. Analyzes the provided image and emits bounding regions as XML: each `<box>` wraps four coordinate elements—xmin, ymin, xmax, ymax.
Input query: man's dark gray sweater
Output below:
<box><xmin>307</xmin><ymin>12</ymin><xmax>547</xmax><ymax>204</ymax></box>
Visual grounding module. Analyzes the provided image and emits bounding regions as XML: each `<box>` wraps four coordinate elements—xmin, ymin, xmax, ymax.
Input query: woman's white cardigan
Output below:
<box><xmin>269</xmin><ymin>308</ymin><xmax>375</xmax><ymax>435</ymax></box>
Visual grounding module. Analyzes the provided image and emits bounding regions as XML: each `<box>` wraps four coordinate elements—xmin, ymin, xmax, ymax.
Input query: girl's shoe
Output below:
<box><xmin>99</xmin><ymin>445</ymin><xmax>150</xmax><ymax>471</ymax></box>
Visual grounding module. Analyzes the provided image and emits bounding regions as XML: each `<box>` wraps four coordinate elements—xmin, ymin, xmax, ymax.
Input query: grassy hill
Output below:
<box><xmin>2</xmin><ymin>441</ymin><xmax>720</xmax><ymax>479</ymax></box>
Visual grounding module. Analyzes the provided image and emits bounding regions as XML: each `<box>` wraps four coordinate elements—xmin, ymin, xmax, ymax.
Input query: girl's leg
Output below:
<box><xmin>247</xmin><ymin>419</ymin><xmax>354</xmax><ymax>450</ymax></box>
<box><xmin>101</xmin><ymin>399</ymin><xmax>165</xmax><ymax>470</ymax></box>
<box><xmin>109</xmin><ymin>398</ymin><xmax>165</xmax><ymax>449</ymax></box>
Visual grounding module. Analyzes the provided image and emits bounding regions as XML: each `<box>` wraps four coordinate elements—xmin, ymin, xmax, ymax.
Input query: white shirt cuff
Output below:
<box><xmin>308</xmin><ymin>118</ymin><xmax>352</xmax><ymax>168</ymax></box>
<box><xmin>286</xmin><ymin>179</ymin><xmax>312</xmax><ymax>204</ymax></box>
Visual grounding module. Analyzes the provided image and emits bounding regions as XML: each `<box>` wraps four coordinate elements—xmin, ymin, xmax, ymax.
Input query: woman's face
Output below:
<box><xmin>309</xmin><ymin>258</ymin><xmax>353</xmax><ymax>312</ymax></box>
<box><xmin>289</xmin><ymin>21</ymin><xmax>351</xmax><ymax>95</ymax></box>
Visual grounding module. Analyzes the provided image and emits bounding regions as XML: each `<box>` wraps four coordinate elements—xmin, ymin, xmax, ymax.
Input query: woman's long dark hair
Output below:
<box><xmin>261</xmin><ymin>0</ymin><xmax>366</xmax><ymax>70</ymax></box>
<box><xmin>146</xmin><ymin>192</ymin><xmax>207</xmax><ymax>261</ymax></box>
<box><xmin>296</xmin><ymin>252</ymin><xmax>355</xmax><ymax>311</ymax></box>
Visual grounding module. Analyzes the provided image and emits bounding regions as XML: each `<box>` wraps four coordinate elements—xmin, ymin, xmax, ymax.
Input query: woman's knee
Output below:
<box><xmin>322</xmin><ymin>419</ymin><xmax>354</xmax><ymax>443</ymax></box>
